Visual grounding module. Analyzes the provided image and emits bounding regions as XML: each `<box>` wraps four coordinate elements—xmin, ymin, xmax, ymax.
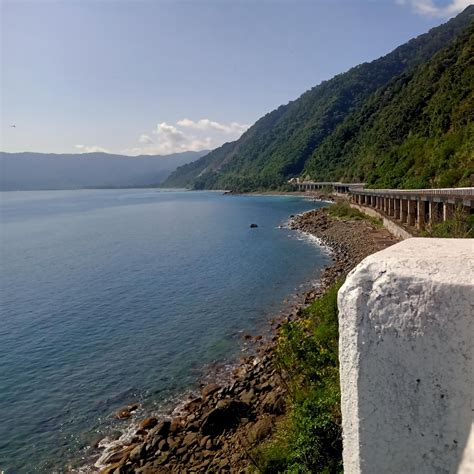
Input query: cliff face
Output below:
<box><xmin>165</xmin><ymin>7</ymin><xmax>473</xmax><ymax>191</ymax></box>
<box><xmin>338</xmin><ymin>238</ymin><xmax>473</xmax><ymax>473</ymax></box>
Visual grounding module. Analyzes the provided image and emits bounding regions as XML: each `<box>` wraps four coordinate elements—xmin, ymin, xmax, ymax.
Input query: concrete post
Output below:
<box><xmin>443</xmin><ymin>202</ymin><xmax>454</xmax><ymax>221</ymax></box>
<box><xmin>417</xmin><ymin>200</ymin><xmax>425</xmax><ymax>230</ymax></box>
<box><xmin>338</xmin><ymin>239</ymin><xmax>473</xmax><ymax>474</ymax></box>
<box><xmin>400</xmin><ymin>199</ymin><xmax>408</xmax><ymax>223</ymax></box>
<box><xmin>429</xmin><ymin>201</ymin><xmax>439</xmax><ymax>226</ymax></box>
<box><xmin>407</xmin><ymin>199</ymin><xmax>416</xmax><ymax>227</ymax></box>
<box><xmin>394</xmin><ymin>199</ymin><xmax>400</xmax><ymax>220</ymax></box>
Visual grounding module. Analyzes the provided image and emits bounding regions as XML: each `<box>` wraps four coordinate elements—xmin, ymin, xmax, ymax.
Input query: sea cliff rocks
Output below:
<box><xmin>100</xmin><ymin>354</ymin><xmax>285</xmax><ymax>473</ymax></box>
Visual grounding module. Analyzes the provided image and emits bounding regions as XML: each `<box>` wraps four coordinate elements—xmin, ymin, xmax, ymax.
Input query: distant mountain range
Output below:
<box><xmin>165</xmin><ymin>6</ymin><xmax>473</xmax><ymax>191</ymax></box>
<box><xmin>0</xmin><ymin>150</ymin><xmax>208</xmax><ymax>191</ymax></box>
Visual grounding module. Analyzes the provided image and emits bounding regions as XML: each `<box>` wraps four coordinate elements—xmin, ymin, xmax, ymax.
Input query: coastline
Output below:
<box><xmin>92</xmin><ymin>204</ymin><xmax>399</xmax><ymax>473</ymax></box>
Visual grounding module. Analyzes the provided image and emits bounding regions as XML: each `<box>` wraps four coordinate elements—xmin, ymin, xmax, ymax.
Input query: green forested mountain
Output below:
<box><xmin>165</xmin><ymin>6</ymin><xmax>473</xmax><ymax>191</ymax></box>
<box><xmin>304</xmin><ymin>24</ymin><xmax>474</xmax><ymax>188</ymax></box>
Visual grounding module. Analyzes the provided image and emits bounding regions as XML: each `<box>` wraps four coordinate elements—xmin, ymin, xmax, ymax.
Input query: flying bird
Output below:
<box><xmin>10</xmin><ymin>124</ymin><xmax>16</xmax><ymax>128</ymax></box>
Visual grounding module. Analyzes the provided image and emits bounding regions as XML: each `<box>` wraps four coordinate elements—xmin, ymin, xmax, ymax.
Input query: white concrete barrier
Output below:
<box><xmin>338</xmin><ymin>238</ymin><xmax>474</xmax><ymax>473</ymax></box>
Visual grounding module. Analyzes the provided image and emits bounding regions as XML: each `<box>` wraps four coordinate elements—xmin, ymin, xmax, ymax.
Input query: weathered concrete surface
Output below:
<box><xmin>350</xmin><ymin>202</ymin><xmax>413</xmax><ymax>240</ymax></box>
<box><xmin>338</xmin><ymin>238</ymin><xmax>473</xmax><ymax>474</ymax></box>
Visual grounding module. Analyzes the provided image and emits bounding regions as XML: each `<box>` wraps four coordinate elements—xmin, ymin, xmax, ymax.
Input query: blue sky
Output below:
<box><xmin>1</xmin><ymin>0</ymin><xmax>471</xmax><ymax>155</ymax></box>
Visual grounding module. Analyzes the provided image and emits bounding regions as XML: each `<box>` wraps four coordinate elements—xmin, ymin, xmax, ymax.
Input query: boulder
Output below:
<box><xmin>199</xmin><ymin>435</ymin><xmax>211</xmax><ymax>448</ymax></box>
<box><xmin>116</xmin><ymin>409</ymin><xmax>132</xmax><ymax>419</ymax></box>
<box><xmin>262</xmin><ymin>391</ymin><xmax>285</xmax><ymax>415</ymax></box>
<box><xmin>99</xmin><ymin>444</ymin><xmax>137</xmax><ymax>465</ymax></box>
<box><xmin>182</xmin><ymin>431</ymin><xmax>198</xmax><ymax>448</ymax></box>
<box><xmin>139</xmin><ymin>417</ymin><xmax>157</xmax><ymax>431</ymax></box>
<box><xmin>239</xmin><ymin>389</ymin><xmax>255</xmax><ymax>405</ymax></box>
<box><xmin>148</xmin><ymin>420</ymin><xmax>170</xmax><ymax>441</ymax></box>
<box><xmin>158</xmin><ymin>438</ymin><xmax>169</xmax><ymax>451</ymax></box>
<box><xmin>247</xmin><ymin>417</ymin><xmax>275</xmax><ymax>443</ymax></box>
<box><xmin>201</xmin><ymin>384</ymin><xmax>220</xmax><ymax>399</ymax></box>
<box><xmin>201</xmin><ymin>399</ymin><xmax>249</xmax><ymax>436</ymax></box>
<box><xmin>115</xmin><ymin>403</ymin><xmax>139</xmax><ymax>419</ymax></box>
<box><xmin>129</xmin><ymin>444</ymin><xmax>145</xmax><ymax>463</ymax></box>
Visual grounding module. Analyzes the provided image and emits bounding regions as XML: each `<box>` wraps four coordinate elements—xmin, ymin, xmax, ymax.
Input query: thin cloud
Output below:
<box><xmin>177</xmin><ymin>118</ymin><xmax>249</xmax><ymax>135</ymax></box>
<box><xmin>138</xmin><ymin>134</ymin><xmax>154</xmax><ymax>144</ymax></box>
<box><xmin>123</xmin><ymin>118</ymin><xmax>250</xmax><ymax>156</ymax></box>
<box><xmin>396</xmin><ymin>0</ymin><xmax>471</xmax><ymax>17</ymax></box>
<box><xmin>75</xmin><ymin>144</ymin><xmax>110</xmax><ymax>153</ymax></box>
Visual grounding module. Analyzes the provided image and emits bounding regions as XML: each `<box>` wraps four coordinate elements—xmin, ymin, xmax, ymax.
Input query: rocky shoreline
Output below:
<box><xmin>97</xmin><ymin>205</ymin><xmax>399</xmax><ymax>474</ymax></box>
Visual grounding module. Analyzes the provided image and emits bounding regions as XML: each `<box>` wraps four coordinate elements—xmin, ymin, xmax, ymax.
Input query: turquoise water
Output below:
<box><xmin>0</xmin><ymin>189</ymin><xmax>329</xmax><ymax>472</ymax></box>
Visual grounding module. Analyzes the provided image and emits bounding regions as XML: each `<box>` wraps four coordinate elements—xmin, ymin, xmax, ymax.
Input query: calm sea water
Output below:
<box><xmin>0</xmin><ymin>189</ymin><xmax>329</xmax><ymax>472</ymax></box>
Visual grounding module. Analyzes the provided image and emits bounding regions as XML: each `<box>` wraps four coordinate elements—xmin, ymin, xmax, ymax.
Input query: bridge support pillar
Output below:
<box><xmin>394</xmin><ymin>199</ymin><xmax>400</xmax><ymax>219</ymax></box>
<box><xmin>429</xmin><ymin>201</ymin><xmax>440</xmax><ymax>226</ymax></box>
<box><xmin>400</xmin><ymin>199</ymin><xmax>408</xmax><ymax>223</ymax></box>
<box><xmin>417</xmin><ymin>200</ymin><xmax>426</xmax><ymax>230</ymax></box>
<box><xmin>443</xmin><ymin>202</ymin><xmax>454</xmax><ymax>221</ymax></box>
<box><xmin>407</xmin><ymin>199</ymin><xmax>416</xmax><ymax>227</ymax></box>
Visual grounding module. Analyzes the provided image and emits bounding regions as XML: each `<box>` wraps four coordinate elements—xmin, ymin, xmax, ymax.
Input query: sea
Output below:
<box><xmin>0</xmin><ymin>189</ymin><xmax>331</xmax><ymax>472</ymax></box>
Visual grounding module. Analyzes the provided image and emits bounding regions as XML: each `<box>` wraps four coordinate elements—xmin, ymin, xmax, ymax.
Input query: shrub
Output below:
<box><xmin>326</xmin><ymin>201</ymin><xmax>364</xmax><ymax>220</ymax></box>
<box><xmin>252</xmin><ymin>282</ymin><xmax>343</xmax><ymax>473</ymax></box>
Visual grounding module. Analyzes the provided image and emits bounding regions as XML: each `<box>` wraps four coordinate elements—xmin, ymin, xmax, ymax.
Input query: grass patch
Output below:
<box><xmin>326</xmin><ymin>201</ymin><xmax>364</xmax><ymax>220</ymax></box>
<box><xmin>326</xmin><ymin>201</ymin><xmax>383</xmax><ymax>228</ymax></box>
<box><xmin>421</xmin><ymin>213</ymin><xmax>474</xmax><ymax>238</ymax></box>
<box><xmin>251</xmin><ymin>282</ymin><xmax>343</xmax><ymax>473</ymax></box>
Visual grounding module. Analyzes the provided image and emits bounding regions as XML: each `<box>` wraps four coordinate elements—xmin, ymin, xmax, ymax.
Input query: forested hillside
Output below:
<box><xmin>165</xmin><ymin>6</ymin><xmax>473</xmax><ymax>191</ymax></box>
<box><xmin>304</xmin><ymin>24</ymin><xmax>474</xmax><ymax>188</ymax></box>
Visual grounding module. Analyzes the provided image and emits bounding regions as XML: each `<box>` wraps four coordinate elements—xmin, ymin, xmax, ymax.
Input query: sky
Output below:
<box><xmin>0</xmin><ymin>0</ymin><xmax>471</xmax><ymax>156</ymax></box>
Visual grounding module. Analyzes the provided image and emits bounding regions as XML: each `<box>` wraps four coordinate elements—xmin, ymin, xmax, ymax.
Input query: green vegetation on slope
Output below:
<box><xmin>252</xmin><ymin>282</ymin><xmax>343</xmax><ymax>473</ymax></box>
<box><xmin>165</xmin><ymin>7</ymin><xmax>473</xmax><ymax>191</ymax></box>
<box><xmin>304</xmin><ymin>24</ymin><xmax>474</xmax><ymax>188</ymax></box>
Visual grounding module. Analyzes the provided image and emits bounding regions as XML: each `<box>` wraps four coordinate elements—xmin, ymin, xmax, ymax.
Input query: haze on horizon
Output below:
<box><xmin>1</xmin><ymin>0</ymin><xmax>471</xmax><ymax>157</ymax></box>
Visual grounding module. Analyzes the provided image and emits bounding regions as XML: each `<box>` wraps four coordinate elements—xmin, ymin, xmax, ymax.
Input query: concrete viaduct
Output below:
<box><xmin>294</xmin><ymin>181</ymin><xmax>474</xmax><ymax>231</ymax></box>
<box><xmin>295</xmin><ymin>181</ymin><xmax>365</xmax><ymax>194</ymax></box>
